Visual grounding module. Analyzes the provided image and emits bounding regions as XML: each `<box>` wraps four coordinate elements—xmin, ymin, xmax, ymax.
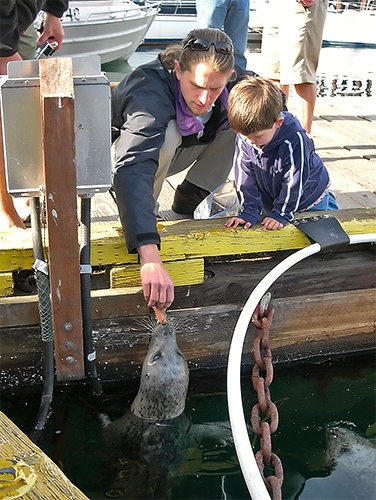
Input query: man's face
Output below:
<box><xmin>174</xmin><ymin>60</ymin><xmax>230</xmax><ymax>116</ymax></box>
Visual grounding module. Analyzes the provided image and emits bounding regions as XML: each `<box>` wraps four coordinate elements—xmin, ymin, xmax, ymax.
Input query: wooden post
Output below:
<box><xmin>39</xmin><ymin>58</ymin><xmax>85</xmax><ymax>381</ymax></box>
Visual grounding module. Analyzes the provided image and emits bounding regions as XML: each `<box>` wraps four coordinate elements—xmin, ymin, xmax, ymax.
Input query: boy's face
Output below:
<box><xmin>241</xmin><ymin>116</ymin><xmax>284</xmax><ymax>149</ymax></box>
<box><xmin>174</xmin><ymin>60</ymin><xmax>232</xmax><ymax>116</ymax></box>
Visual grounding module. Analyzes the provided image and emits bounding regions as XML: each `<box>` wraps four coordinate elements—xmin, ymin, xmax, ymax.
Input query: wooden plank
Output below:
<box><xmin>40</xmin><ymin>58</ymin><xmax>84</xmax><ymax>381</ymax></box>
<box><xmin>173</xmin><ymin>249</ymin><xmax>376</xmax><ymax>308</ymax></box>
<box><xmin>0</xmin><ymin>208</ymin><xmax>375</xmax><ymax>277</ymax></box>
<box><xmin>0</xmin><ymin>272</ymin><xmax>13</xmax><ymax>297</ymax></box>
<box><xmin>154</xmin><ymin>209</ymin><xmax>376</xmax><ymax>260</ymax></box>
<box><xmin>110</xmin><ymin>257</ymin><xmax>204</xmax><ymax>288</ymax></box>
<box><xmin>1</xmin><ymin>248</ymin><xmax>375</xmax><ymax>328</ymax></box>
<box><xmin>326</xmin><ymin>168</ymin><xmax>376</xmax><ymax>208</ymax></box>
<box><xmin>0</xmin><ymin>412</ymin><xmax>89</xmax><ymax>499</ymax></box>
<box><xmin>91</xmin><ymin>190</ymin><xmax>120</xmax><ymax>224</ymax></box>
<box><xmin>313</xmin><ymin>117</ymin><xmax>376</xmax><ymax>150</ymax></box>
<box><xmin>1</xmin><ymin>288</ymin><xmax>375</xmax><ymax>391</ymax></box>
<box><xmin>0</xmin><ymin>287</ymin><xmax>149</xmax><ymax>328</ymax></box>
<box><xmin>323</xmin><ymin>157</ymin><xmax>376</xmax><ymax>196</ymax></box>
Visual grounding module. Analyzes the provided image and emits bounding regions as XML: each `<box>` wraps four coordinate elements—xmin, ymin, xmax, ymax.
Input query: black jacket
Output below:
<box><xmin>112</xmin><ymin>56</ymin><xmax>252</xmax><ymax>253</ymax></box>
<box><xmin>0</xmin><ymin>0</ymin><xmax>68</xmax><ymax>57</ymax></box>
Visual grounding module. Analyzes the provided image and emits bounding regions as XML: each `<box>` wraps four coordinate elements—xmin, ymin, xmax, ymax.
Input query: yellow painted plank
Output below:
<box><xmin>92</xmin><ymin>209</ymin><xmax>376</xmax><ymax>262</ymax></box>
<box><xmin>110</xmin><ymin>258</ymin><xmax>204</xmax><ymax>288</ymax></box>
<box><xmin>0</xmin><ymin>411</ymin><xmax>89</xmax><ymax>499</ymax></box>
<box><xmin>1</xmin><ymin>209</ymin><xmax>375</xmax><ymax>274</ymax></box>
<box><xmin>0</xmin><ymin>272</ymin><xmax>13</xmax><ymax>297</ymax></box>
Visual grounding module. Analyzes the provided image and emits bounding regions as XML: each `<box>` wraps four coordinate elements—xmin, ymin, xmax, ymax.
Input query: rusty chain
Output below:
<box><xmin>250</xmin><ymin>293</ymin><xmax>283</xmax><ymax>500</ymax></box>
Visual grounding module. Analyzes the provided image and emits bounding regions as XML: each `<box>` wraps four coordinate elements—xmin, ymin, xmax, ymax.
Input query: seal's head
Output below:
<box><xmin>131</xmin><ymin>323</ymin><xmax>189</xmax><ymax>421</ymax></box>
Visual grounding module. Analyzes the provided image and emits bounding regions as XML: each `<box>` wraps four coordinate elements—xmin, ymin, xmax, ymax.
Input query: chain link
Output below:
<box><xmin>250</xmin><ymin>293</ymin><xmax>283</xmax><ymax>499</ymax></box>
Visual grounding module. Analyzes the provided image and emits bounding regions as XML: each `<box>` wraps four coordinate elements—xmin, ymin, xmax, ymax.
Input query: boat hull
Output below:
<box><xmin>323</xmin><ymin>10</ymin><xmax>376</xmax><ymax>48</ymax></box>
<box><xmin>52</xmin><ymin>1</ymin><xmax>161</xmax><ymax>63</ymax></box>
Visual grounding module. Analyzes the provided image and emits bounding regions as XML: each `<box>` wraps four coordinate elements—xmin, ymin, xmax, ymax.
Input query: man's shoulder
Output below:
<box><xmin>114</xmin><ymin>57</ymin><xmax>175</xmax><ymax>96</ymax></box>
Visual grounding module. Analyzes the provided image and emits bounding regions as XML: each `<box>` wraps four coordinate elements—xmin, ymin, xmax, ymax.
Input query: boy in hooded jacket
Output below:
<box><xmin>225</xmin><ymin>75</ymin><xmax>337</xmax><ymax>231</ymax></box>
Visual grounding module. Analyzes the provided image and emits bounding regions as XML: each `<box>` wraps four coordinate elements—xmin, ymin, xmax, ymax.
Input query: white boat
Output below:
<box><xmin>142</xmin><ymin>0</ymin><xmax>265</xmax><ymax>44</ymax></box>
<box><xmin>143</xmin><ymin>0</ymin><xmax>376</xmax><ymax>49</ymax></box>
<box><xmin>323</xmin><ymin>2</ymin><xmax>376</xmax><ymax>48</ymax></box>
<box><xmin>40</xmin><ymin>0</ymin><xmax>162</xmax><ymax>63</ymax></box>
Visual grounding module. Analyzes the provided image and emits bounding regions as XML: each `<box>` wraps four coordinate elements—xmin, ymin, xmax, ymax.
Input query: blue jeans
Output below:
<box><xmin>306</xmin><ymin>191</ymin><xmax>338</xmax><ymax>211</ymax></box>
<box><xmin>196</xmin><ymin>0</ymin><xmax>250</xmax><ymax>69</ymax></box>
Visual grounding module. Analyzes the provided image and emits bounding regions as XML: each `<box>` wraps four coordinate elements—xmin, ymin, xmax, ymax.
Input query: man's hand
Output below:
<box><xmin>37</xmin><ymin>12</ymin><xmax>65</xmax><ymax>51</ymax></box>
<box><xmin>138</xmin><ymin>244</ymin><xmax>174</xmax><ymax>309</ymax></box>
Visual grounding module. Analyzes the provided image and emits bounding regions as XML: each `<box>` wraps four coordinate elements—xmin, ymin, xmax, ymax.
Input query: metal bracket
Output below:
<box><xmin>292</xmin><ymin>215</ymin><xmax>350</xmax><ymax>250</ymax></box>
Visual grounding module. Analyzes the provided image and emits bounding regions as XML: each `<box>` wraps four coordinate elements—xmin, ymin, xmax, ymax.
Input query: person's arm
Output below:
<box><xmin>37</xmin><ymin>0</ymin><xmax>68</xmax><ymax>50</ymax></box>
<box><xmin>112</xmin><ymin>64</ymin><xmax>176</xmax><ymax>308</ymax></box>
<box><xmin>230</xmin><ymin>136</ymin><xmax>263</xmax><ymax>226</ymax></box>
<box><xmin>0</xmin><ymin>0</ymin><xmax>68</xmax><ymax>63</ymax></box>
<box><xmin>0</xmin><ymin>52</ymin><xmax>21</xmax><ymax>74</ymax></box>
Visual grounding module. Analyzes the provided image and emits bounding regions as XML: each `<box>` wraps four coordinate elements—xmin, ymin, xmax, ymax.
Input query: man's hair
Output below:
<box><xmin>228</xmin><ymin>76</ymin><xmax>283</xmax><ymax>135</ymax></box>
<box><xmin>160</xmin><ymin>28</ymin><xmax>235</xmax><ymax>77</ymax></box>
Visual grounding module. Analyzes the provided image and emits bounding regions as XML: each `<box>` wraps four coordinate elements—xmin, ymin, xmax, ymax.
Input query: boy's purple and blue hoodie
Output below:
<box><xmin>233</xmin><ymin>111</ymin><xmax>330</xmax><ymax>226</ymax></box>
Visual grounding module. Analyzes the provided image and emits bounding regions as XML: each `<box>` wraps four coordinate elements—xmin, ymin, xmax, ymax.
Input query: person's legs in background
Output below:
<box><xmin>196</xmin><ymin>0</ymin><xmax>249</xmax><ymax>69</ymax></box>
<box><xmin>262</xmin><ymin>0</ymin><xmax>328</xmax><ymax>134</ymax></box>
<box><xmin>222</xmin><ymin>0</ymin><xmax>249</xmax><ymax>70</ymax></box>
<box><xmin>279</xmin><ymin>0</ymin><xmax>328</xmax><ymax>134</ymax></box>
<box><xmin>196</xmin><ymin>0</ymin><xmax>227</xmax><ymax>34</ymax></box>
<box><xmin>293</xmin><ymin>81</ymin><xmax>317</xmax><ymax>134</ymax></box>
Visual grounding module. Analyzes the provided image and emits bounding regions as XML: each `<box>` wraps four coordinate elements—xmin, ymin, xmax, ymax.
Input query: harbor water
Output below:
<box><xmin>1</xmin><ymin>352</ymin><xmax>375</xmax><ymax>499</ymax></box>
<box><xmin>103</xmin><ymin>43</ymin><xmax>376</xmax><ymax>99</ymax></box>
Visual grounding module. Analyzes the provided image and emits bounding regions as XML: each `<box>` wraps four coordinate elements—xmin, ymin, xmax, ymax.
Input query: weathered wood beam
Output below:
<box><xmin>1</xmin><ymin>248</ymin><xmax>375</xmax><ymax>328</ymax></box>
<box><xmin>39</xmin><ymin>58</ymin><xmax>84</xmax><ymax>381</ymax></box>
<box><xmin>1</xmin><ymin>208</ymin><xmax>375</xmax><ymax>275</ymax></box>
<box><xmin>0</xmin><ymin>411</ymin><xmax>89</xmax><ymax>499</ymax></box>
<box><xmin>1</xmin><ymin>288</ymin><xmax>375</xmax><ymax>392</ymax></box>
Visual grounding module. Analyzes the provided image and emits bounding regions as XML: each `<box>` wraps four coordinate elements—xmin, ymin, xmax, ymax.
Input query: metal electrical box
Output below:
<box><xmin>0</xmin><ymin>55</ymin><xmax>112</xmax><ymax>196</ymax></box>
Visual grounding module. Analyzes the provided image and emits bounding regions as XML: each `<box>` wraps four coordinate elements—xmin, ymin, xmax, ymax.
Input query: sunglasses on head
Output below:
<box><xmin>181</xmin><ymin>38</ymin><xmax>234</xmax><ymax>55</ymax></box>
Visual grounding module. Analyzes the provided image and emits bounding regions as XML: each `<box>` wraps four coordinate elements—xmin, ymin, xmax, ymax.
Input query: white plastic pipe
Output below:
<box><xmin>227</xmin><ymin>233</ymin><xmax>376</xmax><ymax>499</ymax></box>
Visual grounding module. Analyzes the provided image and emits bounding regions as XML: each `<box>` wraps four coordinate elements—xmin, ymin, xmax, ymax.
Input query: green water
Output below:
<box><xmin>1</xmin><ymin>352</ymin><xmax>375</xmax><ymax>499</ymax></box>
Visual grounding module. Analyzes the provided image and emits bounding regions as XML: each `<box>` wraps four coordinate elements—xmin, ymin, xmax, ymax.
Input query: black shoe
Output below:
<box><xmin>172</xmin><ymin>186</ymin><xmax>209</xmax><ymax>216</ymax></box>
<box><xmin>13</xmin><ymin>270</ymin><xmax>36</xmax><ymax>294</ymax></box>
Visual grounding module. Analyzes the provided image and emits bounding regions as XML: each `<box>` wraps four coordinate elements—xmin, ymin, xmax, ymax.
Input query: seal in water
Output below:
<box><xmin>131</xmin><ymin>322</ymin><xmax>189</xmax><ymax>421</ymax></box>
<box><xmin>298</xmin><ymin>426</ymin><xmax>376</xmax><ymax>499</ymax></box>
<box><xmin>99</xmin><ymin>321</ymin><xmax>237</xmax><ymax>499</ymax></box>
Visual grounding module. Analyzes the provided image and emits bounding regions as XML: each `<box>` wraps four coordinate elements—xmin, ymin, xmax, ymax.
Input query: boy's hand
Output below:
<box><xmin>225</xmin><ymin>217</ymin><xmax>252</xmax><ymax>229</ymax></box>
<box><xmin>261</xmin><ymin>217</ymin><xmax>284</xmax><ymax>231</ymax></box>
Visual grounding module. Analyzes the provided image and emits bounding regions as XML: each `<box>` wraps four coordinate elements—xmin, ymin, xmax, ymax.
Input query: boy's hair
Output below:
<box><xmin>160</xmin><ymin>28</ymin><xmax>235</xmax><ymax>77</ymax></box>
<box><xmin>228</xmin><ymin>76</ymin><xmax>283</xmax><ymax>135</ymax></box>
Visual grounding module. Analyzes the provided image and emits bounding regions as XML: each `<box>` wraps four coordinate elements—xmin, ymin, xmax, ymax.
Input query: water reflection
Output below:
<box><xmin>317</xmin><ymin>76</ymin><xmax>373</xmax><ymax>96</ymax></box>
<box><xmin>103</xmin><ymin>44</ymin><xmax>376</xmax><ymax>98</ymax></box>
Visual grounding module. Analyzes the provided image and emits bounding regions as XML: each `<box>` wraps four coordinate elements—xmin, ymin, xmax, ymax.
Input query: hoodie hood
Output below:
<box><xmin>263</xmin><ymin>112</ymin><xmax>306</xmax><ymax>152</ymax></box>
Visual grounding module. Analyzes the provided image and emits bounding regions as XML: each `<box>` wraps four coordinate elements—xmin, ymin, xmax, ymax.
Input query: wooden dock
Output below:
<box><xmin>0</xmin><ymin>96</ymin><xmax>375</xmax><ymax>390</ymax></box>
<box><xmin>0</xmin><ymin>411</ymin><xmax>89</xmax><ymax>499</ymax></box>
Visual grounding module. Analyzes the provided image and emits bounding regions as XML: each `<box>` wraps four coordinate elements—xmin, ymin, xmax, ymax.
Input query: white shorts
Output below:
<box><xmin>261</xmin><ymin>0</ymin><xmax>328</xmax><ymax>84</ymax></box>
